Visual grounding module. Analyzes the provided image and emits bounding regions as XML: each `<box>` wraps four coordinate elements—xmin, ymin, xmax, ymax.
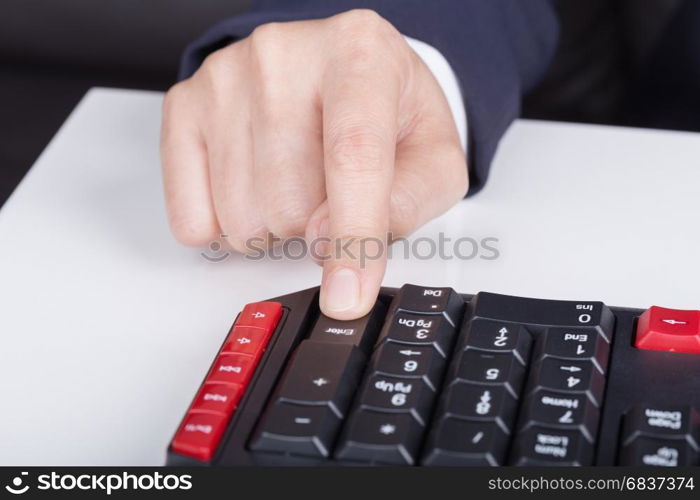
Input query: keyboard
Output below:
<box><xmin>166</xmin><ymin>285</ymin><xmax>700</xmax><ymax>466</ymax></box>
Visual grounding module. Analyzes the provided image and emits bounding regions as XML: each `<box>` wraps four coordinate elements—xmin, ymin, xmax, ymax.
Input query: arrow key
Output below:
<box><xmin>536</xmin><ymin>327</ymin><xmax>610</xmax><ymax>373</ymax></box>
<box><xmin>462</xmin><ymin>319</ymin><xmax>532</xmax><ymax>365</ymax></box>
<box><xmin>235</xmin><ymin>301</ymin><xmax>283</xmax><ymax>333</ymax></box>
<box><xmin>635</xmin><ymin>306</ymin><xmax>700</xmax><ymax>354</ymax></box>
<box><xmin>619</xmin><ymin>438</ymin><xmax>699</xmax><ymax>466</ymax></box>
<box><xmin>517</xmin><ymin>390</ymin><xmax>600</xmax><ymax>443</ymax></box>
<box><xmin>442</xmin><ymin>382</ymin><xmax>519</xmax><ymax>434</ymax></box>
<box><xmin>223</xmin><ymin>326</ymin><xmax>270</xmax><ymax>358</ymax></box>
<box><xmin>526</xmin><ymin>358</ymin><xmax>606</xmax><ymax>407</ymax></box>
<box><xmin>378</xmin><ymin>312</ymin><xmax>457</xmax><ymax>358</ymax></box>
<box><xmin>371</xmin><ymin>342</ymin><xmax>445</xmax><ymax>391</ymax></box>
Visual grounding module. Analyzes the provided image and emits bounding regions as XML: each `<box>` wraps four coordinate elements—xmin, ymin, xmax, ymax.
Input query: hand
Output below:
<box><xmin>160</xmin><ymin>9</ymin><xmax>468</xmax><ymax>320</ymax></box>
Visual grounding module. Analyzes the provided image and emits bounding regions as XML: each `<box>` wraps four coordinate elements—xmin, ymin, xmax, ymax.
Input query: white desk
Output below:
<box><xmin>1</xmin><ymin>88</ymin><xmax>699</xmax><ymax>465</ymax></box>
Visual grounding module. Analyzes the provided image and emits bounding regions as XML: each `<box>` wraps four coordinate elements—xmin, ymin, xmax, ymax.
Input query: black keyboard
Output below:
<box><xmin>166</xmin><ymin>285</ymin><xmax>700</xmax><ymax>466</ymax></box>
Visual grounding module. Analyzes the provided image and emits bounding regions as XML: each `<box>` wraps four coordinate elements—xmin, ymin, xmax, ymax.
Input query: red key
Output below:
<box><xmin>222</xmin><ymin>326</ymin><xmax>270</xmax><ymax>357</ymax></box>
<box><xmin>207</xmin><ymin>353</ymin><xmax>257</xmax><ymax>386</ymax></box>
<box><xmin>635</xmin><ymin>306</ymin><xmax>700</xmax><ymax>354</ymax></box>
<box><xmin>171</xmin><ymin>412</ymin><xmax>228</xmax><ymax>461</ymax></box>
<box><xmin>235</xmin><ymin>301</ymin><xmax>283</xmax><ymax>332</ymax></box>
<box><xmin>191</xmin><ymin>383</ymin><xmax>243</xmax><ymax>416</ymax></box>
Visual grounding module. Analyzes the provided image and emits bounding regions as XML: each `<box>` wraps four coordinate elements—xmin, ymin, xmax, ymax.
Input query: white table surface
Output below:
<box><xmin>0</xmin><ymin>87</ymin><xmax>699</xmax><ymax>465</ymax></box>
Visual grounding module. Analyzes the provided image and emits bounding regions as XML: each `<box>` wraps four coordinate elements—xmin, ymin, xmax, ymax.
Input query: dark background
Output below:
<box><xmin>0</xmin><ymin>0</ymin><xmax>252</xmax><ymax>207</ymax></box>
<box><xmin>0</xmin><ymin>0</ymin><xmax>695</xmax><ymax>208</ymax></box>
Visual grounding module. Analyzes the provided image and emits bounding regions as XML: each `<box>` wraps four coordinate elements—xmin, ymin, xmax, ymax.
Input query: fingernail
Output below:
<box><xmin>323</xmin><ymin>267</ymin><xmax>360</xmax><ymax>313</ymax></box>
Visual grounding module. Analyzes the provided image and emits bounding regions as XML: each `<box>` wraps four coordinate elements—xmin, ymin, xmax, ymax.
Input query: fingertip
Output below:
<box><xmin>169</xmin><ymin>213</ymin><xmax>219</xmax><ymax>247</ymax></box>
<box><xmin>319</xmin><ymin>261</ymin><xmax>384</xmax><ymax>320</ymax></box>
<box><xmin>320</xmin><ymin>266</ymin><xmax>363</xmax><ymax>319</ymax></box>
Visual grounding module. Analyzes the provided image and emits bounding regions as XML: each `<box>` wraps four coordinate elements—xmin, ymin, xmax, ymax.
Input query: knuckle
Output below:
<box><xmin>217</xmin><ymin>203</ymin><xmax>285</xmax><ymax>254</ymax></box>
<box><xmin>268</xmin><ymin>220</ymin><xmax>305</xmax><ymax>239</ymax></box>
<box><xmin>197</xmin><ymin>46</ymin><xmax>240</xmax><ymax>95</ymax></box>
<box><xmin>250</xmin><ymin>21</ymin><xmax>284</xmax><ymax>43</ymax></box>
<box><xmin>334</xmin><ymin>9</ymin><xmax>393</xmax><ymax>37</ymax></box>
<box><xmin>265</xmin><ymin>200</ymin><xmax>312</xmax><ymax>238</ymax></box>
<box><xmin>249</xmin><ymin>22</ymin><xmax>285</xmax><ymax>61</ymax></box>
<box><xmin>162</xmin><ymin>81</ymin><xmax>187</xmax><ymax>118</ymax></box>
<box><xmin>326</xmin><ymin>125</ymin><xmax>387</xmax><ymax>174</ymax></box>
<box><xmin>219</xmin><ymin>223</ymin><xmax>258</xmax><ymax>254</ymax></box>
<box><xmin>214</xmin><ymin>209</ymin><xmax>256</xmax><ymax>251</ymax></box>
<box><xmin>199</xmin><ymin>49</ymin><xmax>228</xmax><ymax>80</ymax></box>
<box><xmin>333</xmin><ymin>10</ymin><xmax>404</xmax><ymax>67</ymax></box>
<box><xmin>169</xmin><ymin>214</ymin><xmax>217</xmax><ymax>247</ymax></box>
<box><xmin>223</xmin><ymin>235</ymin><xmax>249</xmax><ymax>254</ymax></box>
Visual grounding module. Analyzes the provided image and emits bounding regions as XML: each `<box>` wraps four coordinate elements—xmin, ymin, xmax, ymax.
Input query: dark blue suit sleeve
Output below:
<box><xmin>179</xmin><ymin>0</ymin><xmax>559</xmax><ymax>195</ymax></box>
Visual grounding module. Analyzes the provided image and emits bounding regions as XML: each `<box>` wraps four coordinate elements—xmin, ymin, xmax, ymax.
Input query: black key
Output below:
<box><xmin>388</xmin><ymin>284</ymin><xmax>464</xmax><ymax>326</ymax></box>
<box><xmin>462</xmin><ymin>319</ymin><xmax>532</xmax><ymax>365</ymax></box>
<box><xmin>250</xmin><ymin>403</ymin><xmax>341</xmax><ymax>458</ymax></box>
<box><xmin>619</xmin><ymin>438</ymin><xmax>699</xmax><ymax>466</ymax></box>
<box><xmin>509</xmin><ymin>426</ymin><xmax>594</xmax><ymax>465</ymax></box>
<box><xmin>622</xmin><ymin>406</ymin><xmax>700</xmax><ymax>450</ymax></box>
<box><xmin>453</xmin><ymin>351</ymin><xmax>526</xmax><ymax>399</ymax></box>
<box><xmin>378</xmin><ymin>312</ymin><xmax>456</xmax><ymax>357</ymax></box>
<box><xmin>357</xmin><ymin>374</ymin><xmax>434</xmax><ymax>426</ymax></box>
<box><xmin>468</xmin><ymin>292</ymin><xmax>615</xmax><ymax>341</ymax></box>
<box><xmin>422</xmin><ymin>418</ymin><xmax>510</xmax><ymax>466</ymax></box>
<box><xmin>334</xmin><ymin>410</ymin><xmax>423</xmax><ymax>465</ymax></box>
<box><xmin>455</xmin><ymin>349</ymin><xmax>525</xmax><ymax>398</ymax></box>
<box><xmin>526</xmin><ymin>358</ymin><xmax>606</xmax><ymax>407</ymax></box>
<box><xmin>518</xmin><ymin>390</ymin><xmax>600</xmax><ymax>443</ymax></box>
<box><xmin>371</xmin><ymin>342</ymin><xmax>445</xmax><ymax>390</ymax></box>
<box><xmin>441</xmin><ymin>382</ymin><xmax>518</xmax><ymax>434</ymax></box>
<box><xmin>536</xmin><ymin>327</ymin><xmax>610</xmax><ymax>374</ymax></box>
<box><xmin>275</xmin><ymin>341</ymin><xmax>366</xmax><ymax>418</ymax></box>
<box><xmin>309</xmin><ymin>302</ymin><xmax>386</xmax><ymax>352</ymax></box>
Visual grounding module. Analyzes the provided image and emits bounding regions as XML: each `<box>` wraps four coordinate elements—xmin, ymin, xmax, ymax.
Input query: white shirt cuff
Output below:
<box><xmin>403</xmin><ymin>35</ymin><xmax>467</xmax><ymax>153</ymax></box>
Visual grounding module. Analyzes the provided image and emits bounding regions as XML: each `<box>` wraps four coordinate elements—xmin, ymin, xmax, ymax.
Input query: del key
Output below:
<box><xmin>388</xmin><ymin>284</ymin><xmax>464</xmax><ymax>327</ymax></box>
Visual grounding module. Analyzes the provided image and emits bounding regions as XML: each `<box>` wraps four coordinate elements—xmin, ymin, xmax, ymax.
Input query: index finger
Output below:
<box><xmin>319</xmin><ymin>50</ymin><xmax>402</xmax><ymax>319</ymax></box>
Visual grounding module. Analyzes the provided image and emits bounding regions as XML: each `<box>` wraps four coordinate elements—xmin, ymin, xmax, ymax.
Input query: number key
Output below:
<box><xmin>518</xmin><ymin>390</ymin><xmax>600</xmax><ymax>443</ymax></box>
<box><xmin>537</xmin><ymin>327</ymin><xmax>610</xmax><ymax>374</ymax></box>
<box><xmin>526</xmin><ymin>358</ymin><xmax>605</xmax><ymax>406</ymax></box>
<box><xmin>442</xmin><ymin>382</ymin><xmax>518</xmax><ymax>434</ymax></box>
<box><xmin>619</xmin><ymin>438</ymin><xmax>698</xmax><ymax>466</ymax></box>
<box><xmin>357</xmin><ymin>374</ymin><xmax>434</xmax><ymax>426</ymax></box>
<box><xmin>371</xmin><ymin>343</ymin><xmax>445</xmax><ymax>391</ymax></box>
<box><xmin>453</xmin><ymin>351</ymin><xmax>526</xmax><ymax>398</ymax></box>
<box><xmin>509</xmin><ymin>427</ymin><xmax>594</xmax><ymax>465</ymax></box>
<box><xmin>461</xmin><ymin>319</ymin><xmax>532</xmax><ymax>365</ymax></box>
<box><xmin>378</xmin><ymin>312</ymin><xmax>456</xmax><ymax>357</ymax></box>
